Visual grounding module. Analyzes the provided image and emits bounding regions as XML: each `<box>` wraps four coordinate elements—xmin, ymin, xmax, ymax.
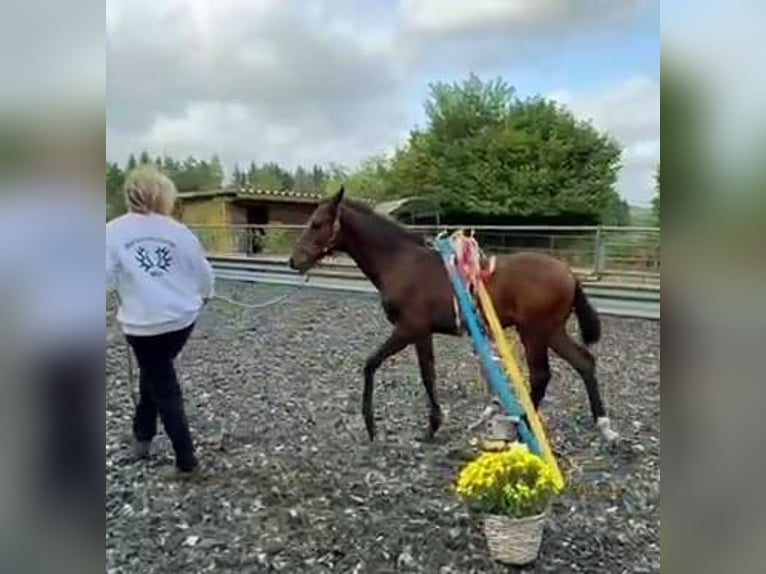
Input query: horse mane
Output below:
<box><xmin>342</xmin><ymin>198</ymin><xmax>429</xmax><ymax>247</ymax></box>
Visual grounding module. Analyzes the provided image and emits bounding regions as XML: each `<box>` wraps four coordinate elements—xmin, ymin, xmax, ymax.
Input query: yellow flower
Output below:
<box><xmin>454</xmin><ymin>444</ymin><xmax>562</xmax><ymax>517</ymax></box>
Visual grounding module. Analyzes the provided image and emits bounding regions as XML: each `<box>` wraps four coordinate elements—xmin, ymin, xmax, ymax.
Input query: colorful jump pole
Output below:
<box><xmin>435</xmin><ymin>231</ymin><xmax>564</xmax><ymax>490</ymax></box>
<box><xmin>434</xmin><ymin>236</ymin><xmax>541</xmax><ymax>456</ymax></box>
<box><xmin>475</xmin><ymin>283</ymin><xmax>564</xmax><ymax>489</ymax></box>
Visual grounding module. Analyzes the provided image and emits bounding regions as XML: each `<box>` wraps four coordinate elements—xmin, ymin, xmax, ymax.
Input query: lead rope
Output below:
<box><xmin>209</xmin><ymin>274</ymin><xmax>309</xmax><ymax>309</ymax></box>
<box><xmin>120</xmin><ymin>274</ymin><xmax>311</xmax><ymax>407</ymax></box>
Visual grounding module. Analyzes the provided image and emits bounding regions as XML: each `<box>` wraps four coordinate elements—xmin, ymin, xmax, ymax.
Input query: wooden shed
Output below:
<box><xmin>175</xmin><ymin>187</ymin><xmax>324</xmax><ymax>254</ymax></box>
<box><xmin>175</xmin><ymin>189</ymin><xmax>438</xmax><ymax>255</ymax></box>
<box><xmin>176</xmin><ymin>187</ymin><xmax>323</xmax><ymax>225</ymax></box>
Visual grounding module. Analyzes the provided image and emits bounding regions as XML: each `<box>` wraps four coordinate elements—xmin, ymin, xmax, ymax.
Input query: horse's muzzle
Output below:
<box><xmin>288</xmin><ymin>254</ymin><xmax>311</xmax><ymax>274</ymax></box>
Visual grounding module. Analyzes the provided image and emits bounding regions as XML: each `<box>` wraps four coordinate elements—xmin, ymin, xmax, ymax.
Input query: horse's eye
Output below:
<box><xmin>310</xmin><ymin>220</ymin><xmax>321</xmax><ymax>230</ymax></box>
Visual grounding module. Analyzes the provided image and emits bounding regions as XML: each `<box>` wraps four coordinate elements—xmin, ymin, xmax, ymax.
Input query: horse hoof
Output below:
<box><xmin>364</xmin><ymin>416</ymin><xmax>376</xmax><ymax>442</ymax></box>
<box><xmin>597</xmin><ymin>417</ymin><xmax>620</xmax><ymax>443</ymax></box>
<box><xmin>416</xmin><ymin>430</ymin><xmax>436</xmax><ymax>444</ymax></box>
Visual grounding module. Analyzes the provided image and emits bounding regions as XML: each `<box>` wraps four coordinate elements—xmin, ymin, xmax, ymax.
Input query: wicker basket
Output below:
<box><xmin>482</xmin><ymin>510</ymin><xmax>548</xmax><ymax>565</ymax></box>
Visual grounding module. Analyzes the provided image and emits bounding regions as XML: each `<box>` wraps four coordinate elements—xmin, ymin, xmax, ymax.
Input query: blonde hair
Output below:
<box><xmin>123</xmin><ymin>165</ymin><xmax>178</xmax><ymax>215</ymax></box>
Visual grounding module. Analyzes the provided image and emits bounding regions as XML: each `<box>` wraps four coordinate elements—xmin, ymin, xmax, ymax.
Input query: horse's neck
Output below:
<box><xmin>337</xmin><ymin>207</ymin><xmax>404</xmax><ymax>290</ymax></box>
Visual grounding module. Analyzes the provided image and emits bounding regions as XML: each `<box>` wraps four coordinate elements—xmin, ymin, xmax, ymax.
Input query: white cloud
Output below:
<box><xmin>398</xmin><ymin>0</ymin><xmax>647</xmax><ymax>38</ymax></box>
<box><xmin>394</xmin><ymin>0</ymin><xmax>655</xmax><ymax>73</ymax></box>
<box><xmin>106</xmin><ymin>0</ymin><xmax>658</xmax><ymax>204</ymax></box>
<box><xmin>107</xmin><ymin>0</ymin><xmax>406</xmax><ymax>171</ymax></box>
<box><xmin>107</xmin><ymin>99</ymin><xmax>410</xmax><ymax>173</ymax></box>
<box><xmin>551</xmin><ymin>76</ymin><xmax>660</xmax><ymax>205</ymax></box>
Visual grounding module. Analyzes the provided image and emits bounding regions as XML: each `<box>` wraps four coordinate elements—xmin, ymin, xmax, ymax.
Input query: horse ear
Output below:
<box><xmin>331</xmin><ymin>185</ymin><xmax>345</xmax><ymax>206</ymax></box>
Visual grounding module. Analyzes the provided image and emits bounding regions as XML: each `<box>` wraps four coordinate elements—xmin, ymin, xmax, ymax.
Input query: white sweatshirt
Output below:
<box><xmin>106</xmin><ymin>212</ymin><xmax>214</xmax><ymax>336</ymax></box>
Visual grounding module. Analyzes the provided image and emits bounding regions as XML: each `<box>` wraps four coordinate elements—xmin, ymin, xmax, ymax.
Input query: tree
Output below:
<box><xmin>601</xmin><ymin>194</ymin><xmax>631</xmax><ymax>226</ymax></box>
<box><xmin>311</xmin><ymin>164</ymin><xmax>327</xmax><ymax>191</ymax></box>
<box><xmin>106</xmin><ymin>162</ymin><xmax>125</xmax><ymax>221</ymax></box>
<box><xmin>293</xmin><ymin>166</ymin><xmax>314</xmax><ymax>193</ymax></box>
<box><xmin>169</xmin><ymin>155</ymin><xmax>223</xmax><ymax>192</ymax></box>
<box><xmin>139</xmin><ymin>150</ymin><xmax>151</xmax><ymax>165</ymax></box>
<box><xmin>230</xmin><ymin>164</ymin><xmax>247</xmax><ymax>188</ymax></box>
<box><xmin>126</xmin><ymin>154</ymin><xmax>137</xmax><ymax>171</ymax></box>
<box><xmin>320</xmin><ymin>157</ymin><xmax>394</xmax><ymax>200</ymax></box>
<box><xmin>161</xmin><ymin>156</ymin><xmax>179</xmax><ymax>182</ymax></box>
<box><xmin>246</xmin><ymin>161</ymin><xmax>258</xmax><ymax>187</ymax></box>
<box><xmin>253</xmin><ymin>162</ymin><xmax>293</xmax><ymax>190</ymax></box>
<box><xmin>387</xmin><ymin>74</ymin><xmax>622</xmax><ymax>222</ymax></box>
<box><xmin>208</xmin><ymin>155</ymin><xmax>224</xmax><ymax>189</ymax></box>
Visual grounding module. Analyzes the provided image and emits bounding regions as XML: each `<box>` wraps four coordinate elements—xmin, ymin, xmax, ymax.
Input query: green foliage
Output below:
<box><xmin>106</xmin><ymin>154</ymin><xmax>335</xmax><ymax>220</ymax></box>
<box><xmin>293</xmin><ymin>166</ymin><xmax>314</xmax><ymax>193</ymax></box>
<box><xmin>171</xmin><ymin>156</ymin><xmax>223</xmax><ymax>192</ymax></box>
<box><xmin>387</xmin><ymin>74</ymin><xmax>622</xmax><ymax>221</ymax></box>
<box><xmin>106</xmin><ymin>162</ymin><xmax>126</xmax><ymax>221</ymax></box>
<box><xmin>601</xmin><ymin>194</ymin><xmax>631</xmax><ymax>226</ymax></box>
<box><xmin>229</xmin><ymin>164</ymin><xmax>247</xmax><ymax>188</ymax></box>
<box><xmin>322</xmin><ymin>156</ymin><xmax>393</xmax><ymax>200</ymax></box>
<box><xmin>237</xmin><ymin>162</ymin><xmax>328</xmax><ymax>193</ymax></box>
<box><xmin>261</xmin><ymin>229</ymin><xmax>293</xmax><ymax>255</ymax></box>
<box><xmin>105</xmin><ymin>153</ymin><xmax>223</xmax><ymax>220</ymax></box>
<box><xmin>629</xmin><ymin>205</ymin><xmax>655</xmax><ymax>227</ymax></box>
<box><xmin>247</xmin><ymin>161</ymin><xmax>293</xmax><ymax>190</ymax></box>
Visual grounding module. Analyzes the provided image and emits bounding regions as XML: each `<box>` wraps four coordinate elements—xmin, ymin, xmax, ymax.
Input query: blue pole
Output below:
<box><xmin>434</xmin><ymin>238</ymin><xmax>541</xmax><ymax>455</ymax></box>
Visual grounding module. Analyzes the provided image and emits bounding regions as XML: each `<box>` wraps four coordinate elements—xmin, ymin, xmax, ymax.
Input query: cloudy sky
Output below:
<box><xmin>106</xmin><ymin>0</ymin><xmax>659</xmax><ymax>206</ymax></box>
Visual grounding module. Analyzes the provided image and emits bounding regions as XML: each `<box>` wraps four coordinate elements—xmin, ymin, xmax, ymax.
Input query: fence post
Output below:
<box><xmin>593</xmin><ymin>226</ymin><xmax>605</xmax><ymax>279</ymax></box>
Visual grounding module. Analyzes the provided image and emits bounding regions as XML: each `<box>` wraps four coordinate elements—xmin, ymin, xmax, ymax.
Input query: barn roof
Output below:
<box><xmin>177</xmin><ymin>187</ymin><xmax>384</xmax><ymax>207</ymax></box>
<box><xmin>177</xmin><ymin>187</ymin><xmax>324</xmax><ymax>203</ymax></box>
<box><xmin>374</xmin><ymin>196</ymin><xmax>441</xmax><ymax>221</ymax></box>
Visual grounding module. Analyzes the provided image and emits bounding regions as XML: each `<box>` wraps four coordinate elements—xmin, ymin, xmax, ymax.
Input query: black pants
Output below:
<box><xmin>125</xmin><ymin>324</ymin><xmax>197</xmax><ymax>471</ymax></box>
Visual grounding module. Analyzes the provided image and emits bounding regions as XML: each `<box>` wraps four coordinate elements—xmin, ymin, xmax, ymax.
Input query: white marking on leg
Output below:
<box><xmin>597</xmin><ymin>416</ymin><xmax>620</xmax><ymax>442</ymax></box>
<box><xmin>467</xmin><ymin>404</ymin><xmax>494</xmax><ymax>432</ymax></box>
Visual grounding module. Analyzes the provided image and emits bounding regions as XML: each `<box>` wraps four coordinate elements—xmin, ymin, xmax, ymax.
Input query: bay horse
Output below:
<box><xmin>288</xmin><ymin>187</ymin><xmax>618</xmax><ymax>443</ymax></box>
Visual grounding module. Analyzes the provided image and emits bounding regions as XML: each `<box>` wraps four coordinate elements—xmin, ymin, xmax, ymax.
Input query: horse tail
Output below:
<box><xmin>572</xmin><ymin>280</ymin><xmax>601</xmax><ymax>346</ymax></box>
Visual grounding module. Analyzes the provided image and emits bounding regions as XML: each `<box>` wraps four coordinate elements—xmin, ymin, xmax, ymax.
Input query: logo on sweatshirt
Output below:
<box><xmin>134</xmin><ymin>245</ymin><xmax>173</xmax><ymax>277</ymax></box>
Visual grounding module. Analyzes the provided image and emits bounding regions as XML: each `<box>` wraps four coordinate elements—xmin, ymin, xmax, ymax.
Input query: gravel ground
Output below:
<box><xmin>106</xmin><ymin>282</ymin><xmax>660</xmax><ymax>574</ymax></box>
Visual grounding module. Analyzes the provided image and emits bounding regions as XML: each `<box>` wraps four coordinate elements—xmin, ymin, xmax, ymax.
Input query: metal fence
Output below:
<box><xmin>189</xmin><ymin>224</ymin><xmax>660</xmax><ymax>283</ymax></box>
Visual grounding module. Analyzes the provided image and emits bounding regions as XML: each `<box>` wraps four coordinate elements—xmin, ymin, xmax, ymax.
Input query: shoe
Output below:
<box><xmin>161</xmin><ymin>464</ymin><xmax>201</xmax><ymax>482</ymax></box>
<box><xmin>132</xmin><ymin>439</ymin><xmax>151</xmax><ymax>460</ymax></box>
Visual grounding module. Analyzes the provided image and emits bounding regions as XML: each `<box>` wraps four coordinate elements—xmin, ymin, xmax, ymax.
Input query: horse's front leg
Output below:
<box><xmin>415</xmin><ymin>334</ymin><xmax>442</xmax><ymax>441</ymax></box>
<box><xmin>363</xmin><ymin>326</ymin><xmax>413</xmax><ymax>441</ymax></box>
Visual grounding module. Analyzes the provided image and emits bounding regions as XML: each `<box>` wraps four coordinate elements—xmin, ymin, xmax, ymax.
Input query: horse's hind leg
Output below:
<box><xmin>548</xmin><ymin>329</ymin><xmax>619</xmax><ymax>442</ymax></box>
<box><xmin>519</xmin><ymin>332</ymin><xmax>552</xmax><ymax>410</ymax></box>
<box><xmin>516</xmin><ymin>331</ymin><xmax>552</xmax><ymax>440</ymax></box>
<box><xmin>363</xmin><ymin>326</ymin><xmax>412</xmax><ymax>442</ymax></box>
<box><xmin>415</xmin><ymin>335</ymin><xmax>442</xmax><ymax>441</ymax></box>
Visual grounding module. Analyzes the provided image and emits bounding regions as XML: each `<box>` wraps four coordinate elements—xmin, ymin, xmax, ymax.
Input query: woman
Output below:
<box><xmin>107</xmin><ymin>165</ymin><xmax>214</xmax><ymax>479</ymax></box>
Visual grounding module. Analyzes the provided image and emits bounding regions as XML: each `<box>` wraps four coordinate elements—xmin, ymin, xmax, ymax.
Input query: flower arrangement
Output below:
<box><xmin>455</xmin><ymin>444</ymin><xmax>562</xmax><ymax>564</ymax></box>
<box><xmin>455</xmin><ymin>443</ymin><xmax>560</xmax><ymax>519</ymax></box>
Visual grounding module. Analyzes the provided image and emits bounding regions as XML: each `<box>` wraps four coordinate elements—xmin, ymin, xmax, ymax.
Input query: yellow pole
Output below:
<box><xmin>475</xmin><ymin>282</ymin><xmax>565</xmax><ymax>490</ymax></box>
